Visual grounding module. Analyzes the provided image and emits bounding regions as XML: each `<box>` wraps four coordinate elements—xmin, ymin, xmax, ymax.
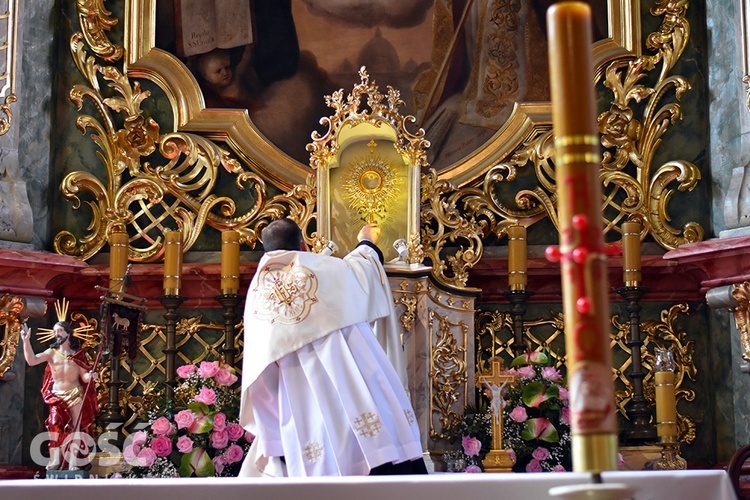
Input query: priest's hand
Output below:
<box><xmin>357</xmin><ymin>224</ymin><xmax>381</xmax><ymax>245</ymax></box>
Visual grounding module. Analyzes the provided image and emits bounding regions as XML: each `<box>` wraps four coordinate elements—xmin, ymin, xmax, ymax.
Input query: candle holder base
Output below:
<box><xmin>481</xmin><ymin>448</ymin><xmax>514</xmax><ymax>473</ymax></box>
<box><xmin>615</xmin><ymin>285</ymin><xmax>656</xmax><ymax>445</ymax></box>
<box><xmin>157</xmin><ymin>294</ymin><xmax>184</xmax><ymax>401</ymax></box>
<box><xmin>653</xmin><ymin>440</ymin><xmax>687</xmax><ymax>470</ymax></box>
<box><xmin>214</xmin><ymin>293</ymin><xmax>241</xmax><ymax>369</ymax></box>
<box><xmin>549</xmin><ymin>482</ymin><xmax>636</xmax><ymax>500</ymax></box>
<box><xmin>502</xmin><ymin>289</ymin><xmax>534</xmax><ymax>357</ymax></box>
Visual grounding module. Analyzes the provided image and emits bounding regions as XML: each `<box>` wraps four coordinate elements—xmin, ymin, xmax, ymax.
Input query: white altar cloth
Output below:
<box><xmin>1</xmin><ymin>469</ymin><xmax>734</xmax><ymax>500</ymax></box>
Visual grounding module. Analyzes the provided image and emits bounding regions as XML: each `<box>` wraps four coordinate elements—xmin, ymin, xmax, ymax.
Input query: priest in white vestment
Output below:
<box><xmin>239</xmin><ymin>219</ymin><xmax>426</xmax><ymax>477</ymax></box>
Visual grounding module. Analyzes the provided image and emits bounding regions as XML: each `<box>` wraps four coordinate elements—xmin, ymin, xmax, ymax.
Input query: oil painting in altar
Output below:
<box><xmin>156</xmin><ymin>0</ymin><xmax>607</xmax><ymax>171</ymax></box>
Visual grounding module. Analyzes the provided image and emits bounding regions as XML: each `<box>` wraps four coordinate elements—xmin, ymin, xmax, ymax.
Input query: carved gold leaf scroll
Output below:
<box><xmin>76</xmin><ymin>0</ymin><xmax>124</xmax><ymax>62</ymax></box>
<box><xmin>421</xmin><ymin>0</ymin><xmax>702</xmax><ymax>290</ymax></box>
<box><xmin>0</xmin><ymin>294</ymin><xmax>24</xmax><ymax>379</ymax></box>
<box><xmin>428</xmin><ymin>308</ymin><xmax>468</xmax><ymax>440</ymax></box>
<box><xmin>308</xmin><ymin>66</ymin><xmax>430</xmax><ymax>173</ymax></box>
<box><xmin>56</xmin><ymin>16</ymin><xmax>317</xmax><ymax>261</ymax></box>
<box><xmin>731</xmin><ymin>282</ymin><xmax>750</xmax><ymax>362</ymax></box>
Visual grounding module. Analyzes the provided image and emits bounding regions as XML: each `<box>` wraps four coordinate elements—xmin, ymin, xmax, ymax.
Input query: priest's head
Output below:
<box><xmin>262</xmin><ymin>218</ymin><xmax>306</xmax><ymax>252</ymax></box>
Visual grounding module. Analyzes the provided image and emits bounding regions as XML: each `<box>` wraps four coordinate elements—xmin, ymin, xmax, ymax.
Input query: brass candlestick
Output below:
<box><xmin>215</xmin><ymin>293</ymin><xmax>240</xmax><ymax>370</ymax></box>
<box><xmin>503</xmin><ymin>289</ymin><xmax>533</xmax><ymax>357</ymax></box>
<box><xmin>616</xmin><ymin>285</ymin><xmax>656</xmax><ymax>444</ymax></box>
<box><xmin>158</xmin><ymin>294</ymin><xmax>184</xmax><ymax>401</ymax></box>
<box><xmin>653</xmin><ymin>348</ymin><xmax>686</xmax><ymax>470</ymax></box>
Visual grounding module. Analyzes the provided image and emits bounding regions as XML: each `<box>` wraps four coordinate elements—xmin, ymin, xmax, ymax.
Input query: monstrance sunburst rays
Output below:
<box><xmin>342</xmin><ymin>147</ymin><xmax>402</xmax><ymax>225</ymax></box>
<box><xmin>36</xmin><ymin>298</ymin><xmax>97</xmax><ymax>344</ymax></box>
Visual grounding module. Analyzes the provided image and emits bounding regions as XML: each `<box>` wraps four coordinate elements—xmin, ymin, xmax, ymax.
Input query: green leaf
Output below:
<box><xmin>521</xmin><ymin>381</ymin><xmax>559</xmax><ymax>408</ymax></box>
<box><xmin>520</xmin><ymin>418</ymin><xmax>560</xmax><ymax>443</ymax></box>
<box><xmin>511</xmin><ymin>351</ymin><xmax>549</xmax><ymax>367</ymax></box>
<box><xmin>186</xmin><ymin>402</ymin><xmax>214</xmax><ymax>433</ymax></box>
<box><xmin>179</xmin><ymin>447</ymin><xmax>215</xmax><ymax>477</ymax></box>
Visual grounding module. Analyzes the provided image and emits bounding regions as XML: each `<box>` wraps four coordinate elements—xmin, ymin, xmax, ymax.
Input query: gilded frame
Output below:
<box><xmin>124</xmin><ymin>0</ymin><xmax>641</xmax><ymax>191</ymax></box>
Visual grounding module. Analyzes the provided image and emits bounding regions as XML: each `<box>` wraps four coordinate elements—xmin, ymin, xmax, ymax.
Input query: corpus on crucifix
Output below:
<box><xmin>476</xmin><ymin>358</ymin><xmax>518</xmax><ymax>472</ymax></box>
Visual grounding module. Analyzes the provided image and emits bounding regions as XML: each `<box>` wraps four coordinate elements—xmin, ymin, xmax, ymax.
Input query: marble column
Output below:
<box><xmin>0</xmin><ymin>0</ymin><xmax>32</xmax><ymax>249</ymax></box>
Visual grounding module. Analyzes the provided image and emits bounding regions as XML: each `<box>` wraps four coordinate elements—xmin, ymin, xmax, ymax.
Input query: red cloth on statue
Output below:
<box><xmin>41</xmin><ymin>350</ymin><xmax>98</xmax><ymax>451</ymax></box>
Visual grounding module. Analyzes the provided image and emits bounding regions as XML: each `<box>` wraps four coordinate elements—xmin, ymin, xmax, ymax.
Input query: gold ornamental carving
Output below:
<box><xmin>731</xmin><ymin>282</ymin><xmax>750</xmax><ymax>361</ymax></box>
<box><xmin>612</xmin><ymin>303</ymin><xmax>696</xmax><ymax>444</ymax></box>
<box><xmin>118</xmin><ymin>314</ymin><xmax>241</xmax><ymax>430</ymax></box>
<box><xmin>0</xmin><ymin>0</ymin><xmax>18</xmax><ymax>137</ymax></box>
<box><xmin>476</xmin><ymin>302</ymin><xmax>697</xmax><ymax>444</ymax></box>
<box><xmin>63</xmin><ymin>1</ymin><xmax>702</xmax><ymax>281</ymax></box>
<box><xmin>0</xmin><ymin>294</ymin><xmax>24</xmax><ymax>379</ymax></box>
<box><xmin>57</xmin><ymin>17</ymin><xmax>317</xmax><ymax>261</ymax></box>
<box><xmin>421</xmin><ymin>0</ymin><xmax>702</xmax><ymax>291</ymax></box>
<box><xmin>76</xmin><ymin>0</ymin><xmax>124</xmax><ymax>62</ymax></box>
<box><xmin>394</xmin><ymin>294</ymin><xmax>417</xmax><ymax>334</ymax></box>
<box><xmin>428</xmin><ymin>308</ymin><xmax>468</xmax><ymax>440</ymax></box>
<box><xmin>307</xmin><ymin>67</ymin><xmax>429</xmax><ymax>173</ymax></box>
<box><xmin>309</xmin><ymin>67</ymin><xmax>426</xmax><ymax>261</ymax></box>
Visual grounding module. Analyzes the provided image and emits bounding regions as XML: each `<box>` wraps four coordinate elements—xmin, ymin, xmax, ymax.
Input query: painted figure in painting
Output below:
<box><xmin>157</xmin><ymin>0</ymin><xmax>607</xmax><ymax>169</ymax></box>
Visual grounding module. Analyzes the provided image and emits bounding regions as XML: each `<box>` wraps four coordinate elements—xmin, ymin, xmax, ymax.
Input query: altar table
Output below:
<box><xmin>0</xmin><ymin>469</ymin><xmax>734</xmax><ymax>500</ymax></box>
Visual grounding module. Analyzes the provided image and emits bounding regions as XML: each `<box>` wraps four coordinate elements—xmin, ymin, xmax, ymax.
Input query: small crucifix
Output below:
<box><xmin>476</xmin><ymin>357</ymin><xmax>518</xmax><ymax>472</ymax></box>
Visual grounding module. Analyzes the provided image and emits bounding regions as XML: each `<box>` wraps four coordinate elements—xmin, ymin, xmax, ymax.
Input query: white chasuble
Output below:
<box><xmin>239</xmin><ymin>245</ymin><xmax>420</xmax><ymax>477</ymax></box>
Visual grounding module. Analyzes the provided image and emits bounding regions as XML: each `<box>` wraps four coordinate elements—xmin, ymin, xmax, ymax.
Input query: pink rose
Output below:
<box><xmin>212</xmin><ymin>455</ymin><xmax>225</xmax><ymax>474</ymax></box>
<box><xmin>561</xmin><ymin>407</ymin><xmax>570</xmax><ymax>425</ymax></box>
<box><xmin>525</xmin><ymin>458</ymin><xmax>543</xmax><ymax>472</ymax></box>
<box><xmin>465</xmin><ymin>464</ymin><xmax>482</xmax><ymax>473</ymax></box>
<box><xmin>461</xmin><ymin>435</ymin><xmax>482</xmax><ymax>457</ymax></box>
<box><xmin>245</xmin><ymin>431</ymin><xmax>255</xmax><ymax>443</ymax></box>
<box><xmin>213</xmin><ymin>412</ymin><xmax>227</xmax><ymax>432</ymax></box>
<box><xmin>224</xmin><ymin>444</ymin><xmax>244</xmax><ymax>464</ymax></box>
<box><xmin>542</xmin><ymin>367</ymin><xmax>562</xmax><ymax>382</ymax></box>
<box><xmin>558</xmin><ymin>387</ymin><xmax>569</xmax><ymax>401</ymax></box>
<box><xmin>211</xmin><ymin>429</ymin><xmax>229</xmax><ymax>450</ymax></box>
<box><xmin>123</xmin><ymin>444</ymin><xmax>139</xmax><ymax>465</ymax></box>
<box><xmin>553</xmin><ymin>464</ymin><xmax>566</xmax><ymax>472</ymax></box>
<box><xmin>136</xmin><ymin>447</ymin><xmax>157</xmax><ymax>468</ymax></box>
<box><xmin>174</xmin><ymin>409</ymin><xmax>196</xmax><ymax>429</ymax></box>
<box><xmin>532</xmin><ymin>446</ymin><xmax>550</xmax><ymax>461</ymax></box>
<box><xmin>130</xmin><ymin>430</ymin><xmax>148</xmax><ymax>448</ymax></box>
<box><xmin>151</xmin><ymin>435</ymin><xmax>173</xmax><ymax>457</ymax></box>
<box><xmin>214</xmin><ymin>369</ymin><xmax>238</xmax><ymax>387</ymax></box>
<box><xmin>176</xmin><ymin>364</ymin><xmax>196</xmax><ymax>378</ymax></box>
<box><xmin>509</xmin><ymin>406</ymin><xmax>528</xmax><ymax>423</ymax></box>
<box><xmin>198</xmin><ymin>361</ymin><xmax>220</xmax><ymax>378</ymax></box>
<box><xmin>194</xmin><ymin>387</ymin><xmax>217</xmax><ymax>405</ymax></box>
<box><xmin>151</xmin><ymin>416</ymin><xmax>174</xmax><ymax>436</ymax></box>
<box><xmin>226</xmin><ymin>423</ymin><xmax>244</xmax><ymax>441</ymax></box>
<box><xmin>506</xmin><ymin>448</ymin><xmax>516</xmax><ymax>464</ymax></box>
<box><xmin>517</xmin><ymin>366</ymin><xmax>536</xmax><ymax>379</ymax></box>
<box><xmin>176</xmin><ymin>435</ymin><xmax>194</xmax><ymax>453</ymax></box>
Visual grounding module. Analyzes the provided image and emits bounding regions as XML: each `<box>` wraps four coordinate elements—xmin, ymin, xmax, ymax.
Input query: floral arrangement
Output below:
<box><xmin>446</xmin><ymin>351</ymin><xmax>571</xmax><ymax>473</ymax></box>
<box><xmin>502</xmin><ymin>352</ymin><xmax>571</xmax><ymax>472</ymax></box>
<box><xmin>444</xmin><ymin>402</ymin><xmax>493</xmax><ymax>472</ymax></box>
<box><xmin>121</xmin><ymin>360</ymin><xmax>253</xmax><ymax>477</ymax></box>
